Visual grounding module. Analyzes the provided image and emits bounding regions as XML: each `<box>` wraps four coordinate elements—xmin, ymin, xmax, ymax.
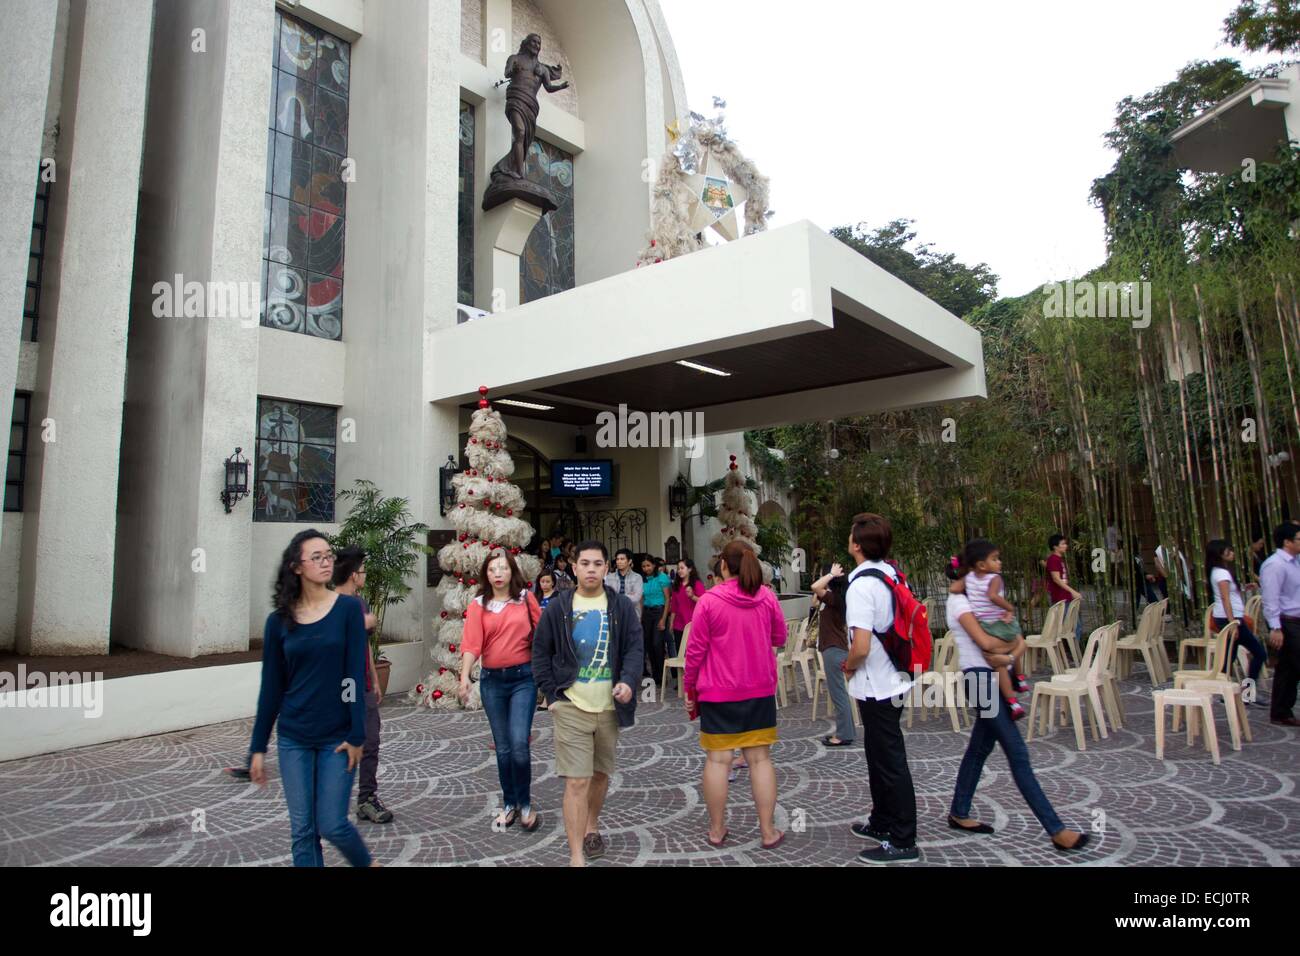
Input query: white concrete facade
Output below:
<box><xmin>1</xmin><ymin>0</ymin><xmax>982</xmax><ymax>670</ymax></box>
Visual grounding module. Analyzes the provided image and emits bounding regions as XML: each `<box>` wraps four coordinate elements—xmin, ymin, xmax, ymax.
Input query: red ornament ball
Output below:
<box><xmin>416</xmin><ymin>683</ymin><xmax>425</xmax><ymax>694</ymax></box>
<box><xmin>449</xmin><ymin>643</ymin><xmax>458</xmax><ymax>653</ymax></box>
<box><xmin>478</xmin><ymin>399</ymin><xmax>489</xmax><ymax>408</ymax></box>
<box><xmin>470</xmin><ymin>437</ymin><xmax>477</xmax><ymax>444</ymax></box>
<box><xmin>438</xmin><ymin>667</ymin><xmax>447</xmax><ymax>675</ymax></box>
<box><xmin>506</xmin><ymin>509</ymin><xmax>513</xmax><ymax>516</ymax></box>
<box><xmin>479</xmin><ymin>385</ymin><xmax>489</xmax><ymax>395</ymax></box>
<box><xmin>432</xmin><ymin>690</ymin><xmax>443</xmax><ymax>701</ymax></box>
<box><xmin>440</xmin><ymin>611</ymin><xmax>447</xmax><ymax>619</ymax></box>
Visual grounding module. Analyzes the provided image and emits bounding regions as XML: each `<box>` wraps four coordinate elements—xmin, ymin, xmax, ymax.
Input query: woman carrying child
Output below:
<box><xmin>958</xmin><ymin>539</ymin><xmax>1030</xmax><ymax>719</ymax></box>
<box><xmin>945</xmin><ymin>552</ymin><xmax>1090</xmax><ymax>852</ymax></box>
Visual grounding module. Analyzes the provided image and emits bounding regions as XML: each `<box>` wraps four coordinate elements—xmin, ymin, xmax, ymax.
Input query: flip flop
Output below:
<box><xmin>760</xmin><ymin>830</ymin><xmax>785</xmax><ymax>850</ymax></box>
<box><xmin>520</xmin><ymin>811</ymin><xmax>541</xmax><ymax>832</ymax></box>
<box><xmin>494</xmin><ymin>808</ymin><xmax>518</xmax><ymax>830</ymax></box>
<box><xmin>706</xmin><ymin>828</ymin><xmax>729</xmax><ymax>848</ymax></box>
<box><xmin>821</xmin><ymin>735</ymin><xmax>853</xmax><ymax>747</ymax></box>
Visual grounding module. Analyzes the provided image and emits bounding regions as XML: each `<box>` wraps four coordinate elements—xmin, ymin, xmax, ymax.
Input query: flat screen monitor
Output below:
<box><xmin>551</xmin><ymin>459</ymin><xmax>614</xmax><ymax>498</ymax></box>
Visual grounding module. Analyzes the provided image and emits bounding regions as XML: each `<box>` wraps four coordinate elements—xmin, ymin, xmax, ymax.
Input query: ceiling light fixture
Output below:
<box><xmin>496</xmin><ymin>398</ymin><xmax>555</xmax><ymax>410</ymax></box>
<box><xmin>676</xmin><ymin>359</ymin><xmax>731</xmax><ymax>377</ymax></box>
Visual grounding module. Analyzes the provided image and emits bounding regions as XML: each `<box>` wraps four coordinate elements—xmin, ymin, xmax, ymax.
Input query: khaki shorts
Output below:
<box><xmin>550</xmin><ymin>700</ymin><xmax>619</xmax><ymax>778</ymax></box>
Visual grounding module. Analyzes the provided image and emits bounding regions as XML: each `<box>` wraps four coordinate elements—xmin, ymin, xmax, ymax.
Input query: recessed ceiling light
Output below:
<box><xmin>676</xmin><ymin>359</ymin><xmax>731</xmax><ymax>377</ymax></box>
<box><xmin>496</xmin><ymin>398</ymin><xmax>555</xmax><ymax>410</ymax></box>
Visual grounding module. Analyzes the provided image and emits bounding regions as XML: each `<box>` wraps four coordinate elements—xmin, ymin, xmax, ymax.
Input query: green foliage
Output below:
<box><xmin>331</xmin><ymin>479</ymin><xmax>433</xmax><ymax>655</ymax></box>
<box><xmin>1090</xmin><ymin>59</ymin><xmax>1253</xmax><ymax>254</ymax></box>
<box><xmin>755</xmin><ymin>512</ymin><xmax>793</xmax><ymax>568</ymax></box>
<box><xmin>1224</xmin><ymin>0</ymin><xmax>1300</xmax><ymax>53</ymax></box>
<box><xmin>830</xmin><ymin>220</ymin><xmax>999</xmax><ymax>316</ymax></box>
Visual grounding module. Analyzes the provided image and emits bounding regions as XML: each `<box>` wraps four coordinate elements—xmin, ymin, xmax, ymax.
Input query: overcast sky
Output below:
<box><xmin>658</xmin><ymin>0</ymin><xmax>1276</xmax><ymax>298</ymax></box>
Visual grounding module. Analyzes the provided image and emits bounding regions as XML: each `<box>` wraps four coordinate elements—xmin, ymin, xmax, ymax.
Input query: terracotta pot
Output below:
<box><xmin>374</xmin><ymin>659</ymin><xmax>392</xmax><ymax>697</ymax></box>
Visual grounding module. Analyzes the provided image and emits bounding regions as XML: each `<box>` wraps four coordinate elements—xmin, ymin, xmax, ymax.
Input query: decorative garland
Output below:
<box><xmin>636</xmin><ymin>104</ymin><xmax>773</xmax><ymax>268</ymax></box>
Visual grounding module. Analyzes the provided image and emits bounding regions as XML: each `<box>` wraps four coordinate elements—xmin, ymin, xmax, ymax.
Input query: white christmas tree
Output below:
<box><xmin>710</xmin><ymin>453</ymin><xmax>762</xmax><ymax>557</ymax></box>
<box><xmin>410</xmin><ymin>387</ymin><xmax>541</xmax><ymax>711</ymax></box>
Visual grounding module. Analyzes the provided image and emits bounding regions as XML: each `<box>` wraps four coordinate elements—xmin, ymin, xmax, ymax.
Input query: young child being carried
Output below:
<box><xmin>956</xmin><ymin>538</ymin><xmax>1030</xmax><ymax>719</ymax></box>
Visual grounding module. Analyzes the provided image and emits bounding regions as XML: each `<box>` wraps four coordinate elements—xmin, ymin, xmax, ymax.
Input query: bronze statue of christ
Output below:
<box><xmin>492</xmin><ymin>33</ymin><xmax>569</xmax><ymax>181</ymax></box>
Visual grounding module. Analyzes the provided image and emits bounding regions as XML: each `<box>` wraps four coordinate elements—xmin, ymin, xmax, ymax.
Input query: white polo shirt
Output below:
<box><xmin>844</xmin><ymin>560</ymin><xmax>914</xmax><ymax>701</ymax></box>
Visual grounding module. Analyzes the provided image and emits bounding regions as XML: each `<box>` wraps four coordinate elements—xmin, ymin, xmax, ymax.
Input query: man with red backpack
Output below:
<box><xmin>843</xmin><ymin>512</ymin><xmax>924</xmax><ymax>864</ymax></box>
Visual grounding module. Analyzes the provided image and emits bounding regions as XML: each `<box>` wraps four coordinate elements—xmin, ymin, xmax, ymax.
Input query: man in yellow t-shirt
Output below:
<box><xmin>532</xmin><ymin>541</ymin><xmax>644</xmax><ymax>867</ymax></box>
<box><xmin>565</xmin><ymin>590</ymin><xmax>614</xmax><ymax>712</ymax></box>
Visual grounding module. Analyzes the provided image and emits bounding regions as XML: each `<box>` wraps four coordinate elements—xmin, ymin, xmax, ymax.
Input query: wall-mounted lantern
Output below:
<box><xmin>668</xmin><ymin>477</ymin><xmax>688</xmax><ymax>521</ymax></box>
<box><xmin>221</xmin><ymin>447</ymin><xmax>250</xmax><ymax>514</ymax></box>
<box><xmin>439</xmin><ymin>454</ymin><xmax>462</xmax><ymax>516</ymax></box>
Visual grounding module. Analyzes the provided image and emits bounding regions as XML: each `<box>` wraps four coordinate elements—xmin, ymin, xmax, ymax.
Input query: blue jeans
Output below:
<box><xmin>950</xmin><ymin>669</ymin><xmax>1065</xmax><ymax>837</ymax></box>
<box><xmin>820</xmin><ymin>646</ymin><xmax>855</xmax><ymax>743</ymax></box>
<box><xmin>278</xmin><ymin>735</ymin><xmax>373</xmax><ymax>867</ymax></box>
<box><xmin>479</xmin><ymin>663</ymin><xmax>537</xmax><ymax>813</ymax></box>
<box><xmin>1212</xmin><ymin>617</ymin><xmax>1267</xmax><ymax>684</ymax></box>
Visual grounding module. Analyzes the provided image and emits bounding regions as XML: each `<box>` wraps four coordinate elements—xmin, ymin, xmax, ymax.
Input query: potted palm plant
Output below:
<box><xmin>331</xmin><ymin>480</ymin><xmax>433</xmax><ymax>696</ymax></box>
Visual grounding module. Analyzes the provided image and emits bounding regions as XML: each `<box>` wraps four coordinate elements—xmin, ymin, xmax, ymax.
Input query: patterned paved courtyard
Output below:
<box><xmin>2</xmin><ymin>674</ymin><xmax>1296</xmax><ymax>867</ymax></box>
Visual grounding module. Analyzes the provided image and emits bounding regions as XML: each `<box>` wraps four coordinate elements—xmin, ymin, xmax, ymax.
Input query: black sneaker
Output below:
<box><xmin>224</xmin><ymin>766</ymin><xmax>251</xmax><ymax>781</ymax></box>
<box><xmin>858</xmin><ymin>841</ymin><xmax>920</xmax><ymax>864</ymax></box>
<box><xmin>850</xmin><ymin>822</ymin><xmax>888</xmax><ymax>841</ymax></box>
<box><xmin>357</xmin><ymin>796</ymin><xmax>395</xmax><ymax>824</ymax></box>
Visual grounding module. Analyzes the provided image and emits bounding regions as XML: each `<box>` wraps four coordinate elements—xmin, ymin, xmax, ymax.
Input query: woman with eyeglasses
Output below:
<box><xmin>248</xmin><ymin>529</ymin><xmax>377</xmax><ymax>867</ymax></box>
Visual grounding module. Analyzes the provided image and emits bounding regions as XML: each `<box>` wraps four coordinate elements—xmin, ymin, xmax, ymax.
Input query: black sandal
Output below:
<box><xmin>494</xmin><ymin>808</ymin><xmax>518</xmax><ymax>830</ymax></box>
<box><xmin>821</xmin><ymin>735</ymin><xmax>853</xmax><ymax>747</ymax></box>
<box><xmin>520</xmin><ymin>810</ymin><xmax>541</xmax><ymax>832</ymax></box>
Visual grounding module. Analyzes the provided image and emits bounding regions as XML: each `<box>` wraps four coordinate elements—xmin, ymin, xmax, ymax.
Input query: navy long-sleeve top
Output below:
<box><xmin>249</xmin><ymin>594</ymin><xmax>368</xmax><ymax>753</ymax></box>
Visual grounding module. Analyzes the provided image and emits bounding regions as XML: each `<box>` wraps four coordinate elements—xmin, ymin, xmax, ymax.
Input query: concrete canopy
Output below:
<box><xmin>1170</xmin><ymin>75</ymin><xmax>1294</xmax><ymax>174</ymax></box>
<box><xmin>433</xmin><ymin>219</ymin><xmax>985</xmax><ymax>434</ymax></box>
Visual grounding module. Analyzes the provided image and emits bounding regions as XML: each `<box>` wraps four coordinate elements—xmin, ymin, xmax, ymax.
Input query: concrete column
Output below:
<box><xmin>334</xmin><ymin>0</ymin><xmax>460</xmax><ymax>647</ymax></box>
<box><xmin>0</xmin><ymin>1</ymin><xmax>60</xmax><ymax>558</ymax></box>
<box><xmin>16</xmin><ymin>0</ymin><xmax>154</xmax><ymax>654</ymax></box>
<box><xmin>483</xmin><ymin>199</ymin><xmax>542</xmax><ymax>310</ymax></box>
<box><xmin>1283</xmin><ymin>64</ymin><xmax>1300</xmax><ymax>145</ymax></box>
<box><xmin>112</xmin><ymin>0</ymin><xmax>271</xmax><ymax>657</ymax></box>
<box><xmin>473</xmin><ymin>0</ymin><xmax>515</xmax><ymax>312</ymax></box>
<box><xmin>190</xmin><ymin>0</ymin><xmax>277</xmax><ymax>655</ymax></box>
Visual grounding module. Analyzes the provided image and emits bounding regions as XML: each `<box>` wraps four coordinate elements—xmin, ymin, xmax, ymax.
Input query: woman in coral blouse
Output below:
<box><xmin>458</xmin><ymin>548</ymin><xmax>543</xmax><ymax>832</ymax></box>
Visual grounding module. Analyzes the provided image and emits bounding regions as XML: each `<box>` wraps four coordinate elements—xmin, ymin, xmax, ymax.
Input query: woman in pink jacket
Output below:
<box><xmin>684</xmin><ymin>540</ymin><xmax>788</xmax><ymax>850</ymax></box>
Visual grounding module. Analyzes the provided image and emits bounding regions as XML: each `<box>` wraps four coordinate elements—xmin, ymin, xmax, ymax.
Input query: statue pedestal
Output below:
<box><xmin>483</xmin><ymin>198</ymin><xmax>543</xmax><ymax>311</ymax></box>
<box><xmin>482</xmin><ymin>173</ymin><xmax>558</xmax><ymax>215</ymax></box>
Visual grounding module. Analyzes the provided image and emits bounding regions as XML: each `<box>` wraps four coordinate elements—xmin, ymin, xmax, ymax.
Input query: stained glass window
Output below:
<box><xmin>521</xmin><ymin>139</ymin><xmax>574</xmax><ymax>303</ymax></box>
<box><xmin>6</xmin><ymin>392</ymin><xmax>30</xmax><ymax>513</ymax></box>
<box><xmin>253</xmin><ymin>398</ymin><xmax>337</xmax><ymax>522</ymax></box>
<box><xmin>458</xmin><ymin>101</ymin><xmax>475</xmax><ymax>306</ymax></box>
<box><xmin>262</xmin><ymin>11</ymin><xmax>349</xmax><ymax>340</ymax></box>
